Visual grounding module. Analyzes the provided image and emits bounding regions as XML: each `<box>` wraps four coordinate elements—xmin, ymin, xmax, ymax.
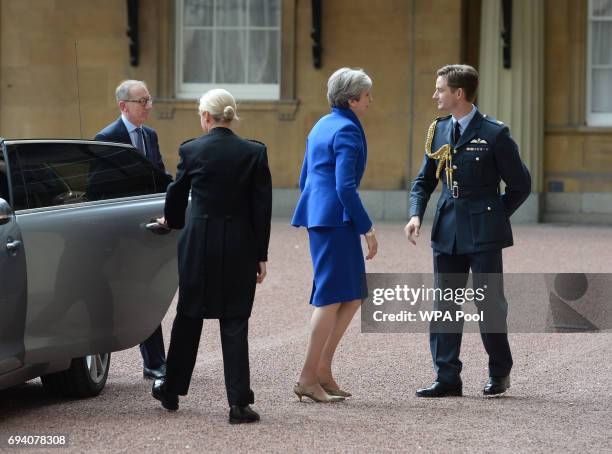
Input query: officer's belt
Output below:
<box><xmin>444</xmin><ymin>185</ymin><xmax>499</xmax><ymax>199</ymax></box>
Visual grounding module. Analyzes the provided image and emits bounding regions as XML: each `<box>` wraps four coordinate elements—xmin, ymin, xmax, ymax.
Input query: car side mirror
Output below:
<box><xmin>0</xmin><ymin>197</ymin><xmax>14</xmax><ymax>225</ymax></box>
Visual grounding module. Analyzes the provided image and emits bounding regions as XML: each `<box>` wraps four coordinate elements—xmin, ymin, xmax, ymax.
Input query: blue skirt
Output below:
<box><xmin>307</xmin><ymin>225</ymin><xmax>367</xmax><ymax>307</ymax></box>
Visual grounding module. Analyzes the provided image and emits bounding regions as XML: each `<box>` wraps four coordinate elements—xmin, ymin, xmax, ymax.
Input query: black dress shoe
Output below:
<box><xmin>483</xmin><ymin>376</ymin><xmax>510</xmax><ymax>397</ymax></box>
<box><xmin>229</xmin><ymin>405</ymin><xmax>260</xmax><ymax>424</ymax></box>
<box><xmin>152</xmin><ymin>379</ymin><xmax>179</xmax><ymax>411</ymax></box>
<box><xmin>415</xmin><ymin>381</ymin><xmax>463</xmax><ymax>398</ymax></box>
<box><xmin>143</xmin><ymin>364</ymin><xmax>166</xmax><ymax>380</ymax></box>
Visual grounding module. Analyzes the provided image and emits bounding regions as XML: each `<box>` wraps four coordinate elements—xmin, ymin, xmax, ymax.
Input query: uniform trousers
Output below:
<box><xmin>164</xmin><ymin>313</ymin><xmax>254</xmax><ymax>407</ymax></box>
<box><xmin>431</xmin><ymin>248</ymin><xmax>513</xmax><ymax>384</ymax></box>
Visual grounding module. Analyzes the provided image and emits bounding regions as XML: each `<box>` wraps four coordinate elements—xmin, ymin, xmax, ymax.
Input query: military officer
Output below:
<box><xmin>405</xmin><ymin>64</ymin><xmax>531</xmax><ymax>397</ymax></box>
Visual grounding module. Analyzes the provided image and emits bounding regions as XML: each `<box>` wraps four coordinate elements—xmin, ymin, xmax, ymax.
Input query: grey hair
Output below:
<box><xmin>115</xmin><ymin>80</ymin><xmax>148</xmax><ymax>102</ymax></box>
<box><xmin>198</xmin><ymin>88</ymin><xmax>239</xmax><ymax>122</ymax></box>
<box><xmin>327</xmin><ymin>67</ymin><xmax>372</xmax><ymax>108</ymax></box>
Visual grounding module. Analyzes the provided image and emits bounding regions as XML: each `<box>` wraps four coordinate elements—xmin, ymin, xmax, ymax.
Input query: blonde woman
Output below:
<box><xmin>152</xmin><ymin>89</ymin><xmax>272</xmax><ymax>424</ymax></box>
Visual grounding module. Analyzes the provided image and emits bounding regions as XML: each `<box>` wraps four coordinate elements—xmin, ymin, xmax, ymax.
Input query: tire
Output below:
<box><xmin>41</xmin><ymin>353</ymin><xmax>110</xmax><ymax>398</ymax></box>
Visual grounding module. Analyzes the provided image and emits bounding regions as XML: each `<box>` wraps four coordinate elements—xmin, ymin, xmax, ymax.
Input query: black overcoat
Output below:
<box><xmin>164</xmin><ymin>127</ymin><xmax>272</xmax><ymax>319</ymax></box>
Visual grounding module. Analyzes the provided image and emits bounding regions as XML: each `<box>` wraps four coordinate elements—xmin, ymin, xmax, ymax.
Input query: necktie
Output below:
<box><xmin>453</xmin><ymin>121</ymin><xmax>461</xmax><ymax>145</ymax></box>
<box><xmin>135</xmin><ymin>127</ymin><xmax>146</xmax><ymax>157</ymax></box>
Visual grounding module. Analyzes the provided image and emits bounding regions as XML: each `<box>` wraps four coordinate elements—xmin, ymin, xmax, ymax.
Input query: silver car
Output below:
<box><xmin>0</xmin><ymin>139</ymin><xmax>178</xmax><ymax>397</ymax></box>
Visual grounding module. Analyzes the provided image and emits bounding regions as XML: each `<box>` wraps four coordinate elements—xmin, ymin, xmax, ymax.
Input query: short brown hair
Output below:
<box><xmin>436</xmin><ymin>64</ymin><xmax>479</xmax><ymax>102</ymax></box>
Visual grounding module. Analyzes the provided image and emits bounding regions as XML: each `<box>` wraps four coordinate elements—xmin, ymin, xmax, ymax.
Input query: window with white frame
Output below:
<box><xmin>176</xmin><ymin>0</ymin><xmax>281</xmax><ymax>100</ymax></box>
<box><xmin>587</xmin><ymin>0</ymin><xmax>612</xmax><ymax>125</ymax></box>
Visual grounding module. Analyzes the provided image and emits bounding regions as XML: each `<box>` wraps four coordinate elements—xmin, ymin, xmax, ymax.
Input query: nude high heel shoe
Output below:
<box><xmin>320</xmin><ymin>382</ymin><xmax>352</xmax><ymax>398</ymax></box>
<box><xmin>293</xmin><ymin>383</ymin><xmax>345</xmax><ymax>403</ymax></box>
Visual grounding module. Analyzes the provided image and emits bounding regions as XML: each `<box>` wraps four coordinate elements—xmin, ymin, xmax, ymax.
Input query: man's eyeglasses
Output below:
<box><xmin>123</xmin><ymin>97</ymin><xmax>153</xmax><ymax>107</ymax></box>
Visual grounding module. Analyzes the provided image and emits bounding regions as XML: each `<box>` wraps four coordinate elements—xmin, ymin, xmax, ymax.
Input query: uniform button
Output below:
<box><xmin>475</xmin><ymin>157</ymin><xmax>480</xmax><ymax>161</ymax></box>
<box><xmin>453</xmin><ymin>181</ymin><xmax>457</xmax><ymax>185</ymax></box>
<box><xmin>453</xmin><ymin>149</ymin><xmax>457</xmax><ymax>154</ymax></box>
<box><xmin>487</xmin><ymin>206</ymin><xmax>491</xmax><ymax>211</ymax></box>
<box><xmin>452</xmin><ymin>165</ymin><xmax>457</xmax><ymax>170</ymax></box>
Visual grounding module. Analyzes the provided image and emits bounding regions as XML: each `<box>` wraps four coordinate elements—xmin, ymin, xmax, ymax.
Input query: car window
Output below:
<box><xmin>0</xmin><ymin>150</ymin><xmax>9</xmax><ymax>203</ymax></box>
<box><xmin>7</xmin><ymin>142</ymin><xmax>167</xmax><ymax>210</ymax></box>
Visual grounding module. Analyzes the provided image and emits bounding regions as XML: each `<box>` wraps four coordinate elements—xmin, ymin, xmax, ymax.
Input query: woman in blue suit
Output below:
<box><xmin>291</xmin><ymin>67</ymin><xmax>378</xmax><ymax>402</ymax></box>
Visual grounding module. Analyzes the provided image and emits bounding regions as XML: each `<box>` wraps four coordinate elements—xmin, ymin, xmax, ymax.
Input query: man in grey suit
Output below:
<box><xmin>95</xmin><ymin>79</ymin><xmax>167</xmax><ymax>380</ymax></box>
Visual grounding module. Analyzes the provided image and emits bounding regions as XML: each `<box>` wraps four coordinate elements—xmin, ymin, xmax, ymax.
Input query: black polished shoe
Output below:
<box><xmin>143</xmin><ymin>364</ymin><xmax>166</xmax><ymax>380</ymax></box>
<box><xmin>415</xmin><ymin>381</ymin><xmax>463</xmax><ymax>398</ymax></box>
<box><xmin>229</xmin><ymin>405</ymin><xmax>260</xmax><ymax>424</ymax></box>
<box><xmin>483</xmin><ymin>376</ymin><xmax>510</xmax><ymax>397</ymax></box>
<box><xmin>152</xmin><ymin>379</ymin><xmax>179</xmax><ymax>411</ymax></box>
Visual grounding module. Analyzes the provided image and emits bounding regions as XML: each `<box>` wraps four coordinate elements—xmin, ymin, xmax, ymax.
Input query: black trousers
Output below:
<box><xmin>139</xmin><ymin>324</ymin><xmax>166</xmax><ymax>369</ymax></box>
<box><xmin>164</xmin><ymin>313</ymin><xmax>254</xmax><ymax>407</ymax></box>
<box><xmin>431</xmin><ymin>248</ymin><xmax>513</xmax><ymax>384</ymax></box>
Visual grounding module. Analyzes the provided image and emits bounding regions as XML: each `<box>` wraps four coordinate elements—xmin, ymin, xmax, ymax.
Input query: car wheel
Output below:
<box><xmin>41</xmin><ymin>353</ymin><xmax>110</xmax><ymax>397</ymax></box>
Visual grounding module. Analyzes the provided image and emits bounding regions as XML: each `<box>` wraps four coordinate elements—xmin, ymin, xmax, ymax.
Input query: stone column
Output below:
<box><xmin>478</xmin><ymin>0</ymin><xmax>545</xmax><ymax>220</ymax></box>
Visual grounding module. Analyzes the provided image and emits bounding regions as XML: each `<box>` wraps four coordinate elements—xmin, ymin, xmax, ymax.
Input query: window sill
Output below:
<box><xmin>154</xmin><ymin>98</ymin><xmax>299</xmax><ymax>121</ymax></box>
<box><xmin>546</xmin><ymin>125</ymin><xmax>612</xmax><ymax>135</ymax></box>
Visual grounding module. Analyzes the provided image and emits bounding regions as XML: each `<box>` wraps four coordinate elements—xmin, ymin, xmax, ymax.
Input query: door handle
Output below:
<box><xmin>145</xmin><ymin>220</ymin><xmax>171</xmax><ymax>235</ymax></box>
<box><xmin>6</xmin><ymin>239</ymin><xmax>22</xmax><ymax>254</ymax></box>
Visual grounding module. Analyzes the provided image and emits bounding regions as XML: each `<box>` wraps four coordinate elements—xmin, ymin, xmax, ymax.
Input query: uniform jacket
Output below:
<box><xmin>164</xmin><ymin>127</ymin><xmax>272</xmax><ymax>319</ymax></box>
<box><xmin>95</xmin><ymin>116</ymin><xmax>166</xmax><ymax>172</ymax></box>
<box><xmin>291</xmin><ymin>107</ymin><xmax>372</xmax><ymax>235</ymax></box>
<box><xmin>410</xmin><ymin>109</ymin><xmax>531</xmax><ymax>255</ymax></box>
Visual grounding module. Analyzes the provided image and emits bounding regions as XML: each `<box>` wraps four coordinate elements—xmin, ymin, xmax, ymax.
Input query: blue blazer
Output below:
<box><xmin>291</xmin><ymin>108</ymin><xmax>372</xmax><ymax>235</ymax></box>
<box><xmin>95</xmin><ymin>117</ymin><xmax>166</xmax><ymax>172</ymax></box>
<box><xmin>410</xmin><ymin>109</ymin><xmax>531</xmax><ymax>255</ymax></box>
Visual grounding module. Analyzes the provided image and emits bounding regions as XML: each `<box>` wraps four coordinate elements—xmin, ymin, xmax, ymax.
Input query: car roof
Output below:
<box><xmin>1</xmin><ymin>139</ymin><xmax>135</xmax><ymax>148</ymax></box>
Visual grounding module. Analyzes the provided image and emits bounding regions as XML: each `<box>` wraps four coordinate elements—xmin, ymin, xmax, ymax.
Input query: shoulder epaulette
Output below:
<box><xmin>482</xmin><ymin>115</ymin><xmax>505</xmax><ymax>127</ymax></box>
<box><xmin>180</xmin><ymin>138</ymin><xmax>196</xmax><ymax>146</ymax></box>
<box><xmin>436</xmin><ymin>114</ymin><xmax>452</xmax><ymax>121</ymax></box>
<box><xmin>247</xmin><ymin>139</ymin><xmax>266</xmax><ymax>147</ymax></box>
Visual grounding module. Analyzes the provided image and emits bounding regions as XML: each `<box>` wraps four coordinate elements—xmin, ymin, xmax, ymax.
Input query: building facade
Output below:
<box><xmin>0</xmin><ymin>0</ymin><xmax>610</xmax><ymax>223</ymax></box>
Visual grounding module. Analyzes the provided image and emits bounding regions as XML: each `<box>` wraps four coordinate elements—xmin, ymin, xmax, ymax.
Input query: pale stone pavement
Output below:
<box><xmin>1</xmin><ymin>222</ymin><xmax>611</xmax><ymax>453</ymax></box>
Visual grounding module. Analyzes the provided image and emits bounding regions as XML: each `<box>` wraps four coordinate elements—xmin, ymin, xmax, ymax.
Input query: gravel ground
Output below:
<box><xmin>1</xmin><ymin>221</ymin><xmax>611</xmax><ymax>453</ymax></box>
